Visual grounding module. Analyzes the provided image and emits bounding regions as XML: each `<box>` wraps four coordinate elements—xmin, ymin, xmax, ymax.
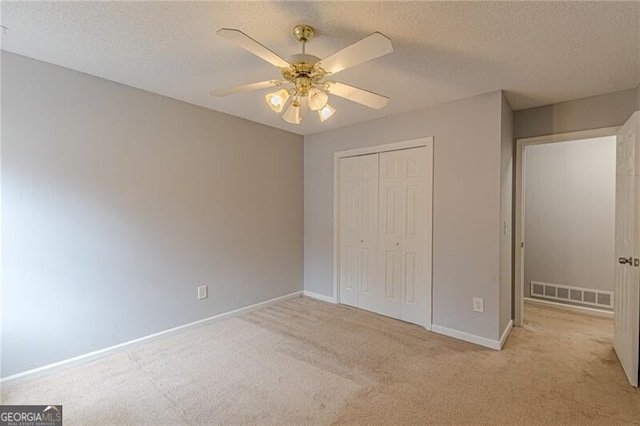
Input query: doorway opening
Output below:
<box><xmin>514</xmin><ymin>127</ymin><xmax>620</xmax><ymax>326</ymax></box>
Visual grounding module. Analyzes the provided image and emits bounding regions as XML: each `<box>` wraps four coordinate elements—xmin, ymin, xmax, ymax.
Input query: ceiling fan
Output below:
<box><xmin>211</xmin><ymin>25</ymin><xmax>393</xmax><ymax>124</ymax></box>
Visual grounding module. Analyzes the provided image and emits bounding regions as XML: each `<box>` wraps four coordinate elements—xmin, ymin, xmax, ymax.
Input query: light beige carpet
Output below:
<box><xmin>2</xmin><ymin>296</ymin><xmax>639</xmax><ymax>425</ymax></box>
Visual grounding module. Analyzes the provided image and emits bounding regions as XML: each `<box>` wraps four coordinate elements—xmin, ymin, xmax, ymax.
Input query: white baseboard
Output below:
<box><xmin>303</xmin><ymin>290</ymin><xmax>337</xmax><ymax>304</ymax></box>
<box><xmin>431</xmin><ymin>324</ymin><xmax>502</xmax><ymax>351</ymax></box>
<box><xmin>500</xmin><ymin>320</ymin><xmax>513</xmax><ymax>349</ymax></box>
<box><xmin>1</xmin><ymin>291</ymin><xmax>303</xmax><ymax>387</ymax></box>
<box><xmin>524</xmin><ymin>297</ymin><xmax>613</xmax><ymax>318</ymax></box>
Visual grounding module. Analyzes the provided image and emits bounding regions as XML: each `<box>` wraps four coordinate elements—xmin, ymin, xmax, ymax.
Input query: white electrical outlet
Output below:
<box><xmin>198</xmin><ymin>285</ymin><xmax>208</xmax><ymax>300</ymax></box>
<box><xmin>473</xmin><ymin>297</ymin><xmax>484</xmax><ymax>313</ymax></box>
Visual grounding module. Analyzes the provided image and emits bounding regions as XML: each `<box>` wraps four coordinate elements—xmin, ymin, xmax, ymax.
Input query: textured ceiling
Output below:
<box><xmin>1</xmin><ymin>1</ymin><xmax>639</xmax><ymax>136</ymax></box>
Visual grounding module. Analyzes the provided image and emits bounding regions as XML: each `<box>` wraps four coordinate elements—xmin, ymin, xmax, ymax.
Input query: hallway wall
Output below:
<box><xmin>523</xmin><ymin>137</ymin><xmax>616</xmax><ymax>300</ymax></box>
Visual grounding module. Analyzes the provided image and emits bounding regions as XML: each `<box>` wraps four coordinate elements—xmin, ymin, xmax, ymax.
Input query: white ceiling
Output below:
<box><xmin>1</xmin><ymin>1</ymin><xmax>639</xmax><ymax>136</ymax></box>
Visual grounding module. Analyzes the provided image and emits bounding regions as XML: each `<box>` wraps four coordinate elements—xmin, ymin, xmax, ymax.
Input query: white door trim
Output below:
<box><xmin>514</xmin><ymin>126</ymin><xmax>620</xmax><ymax>327</ymax></box>
<box><xmin>333</xmin><ymin>137</ymin><xmax>434</xmax><ymax>328</ymax></box>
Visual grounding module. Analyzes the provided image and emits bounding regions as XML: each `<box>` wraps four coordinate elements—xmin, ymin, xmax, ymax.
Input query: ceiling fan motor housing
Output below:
<box><xmin>281</xmin><ymin>53</ymin><xmax>327</xmax><ymax>96</ymax></box>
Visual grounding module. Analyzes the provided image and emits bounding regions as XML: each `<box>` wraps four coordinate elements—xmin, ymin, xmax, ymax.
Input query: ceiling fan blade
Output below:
<box><xmin>320</xmin><ymin>32</ymin><xmax>393</xmax><ymax>75</ymax></box>
<box><xmin>210</xmin><ymin>80</ymin><xmax>282</xmax><ymax>97</ymax></box>
<box><xmin>326</xmin><ymin>82</ymin><xmax>389</xmax><ymax>109</ymax></box>
<box><xmin>217</xmin><ymin>28</ymin><xmax>290</xmax><ymax>68</ymax></box>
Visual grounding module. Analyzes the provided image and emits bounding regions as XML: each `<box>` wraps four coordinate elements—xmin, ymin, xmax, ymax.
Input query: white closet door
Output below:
<box><xmin>356</xmin><ymin>155</ymin><xmax>380</xmax><ymax>312</ymax></box>
<box><xmin>339</xmin><ymin>154</ymin><xmax>379</xmax><ymax>308</ymax></box>
<box><xmin>378</xmin><ymin>150</ymin><xmax>404</xmax><ymax>319</ymax></box>
<box><xmin>401</xmin><ymin>147</ymin><xmax>432</xmax><ymax>325</ymax></box>
<box><xmin>379</xmin><ymin>147</ymin><xmax>432</xmax><ymax>326</ymax></box>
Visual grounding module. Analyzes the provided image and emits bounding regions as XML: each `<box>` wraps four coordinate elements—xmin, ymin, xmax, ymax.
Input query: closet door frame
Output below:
<box><xmin>333</xmin><ymin>137</ymin><xmax>434</xmax><ymax>330</ymax></box>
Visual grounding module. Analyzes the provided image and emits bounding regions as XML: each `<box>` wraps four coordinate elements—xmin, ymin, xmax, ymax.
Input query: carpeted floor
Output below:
<box><xmin>2</xmin><ymin>296</ymin><xmax>639</xmax><ymax>425</ymax></box>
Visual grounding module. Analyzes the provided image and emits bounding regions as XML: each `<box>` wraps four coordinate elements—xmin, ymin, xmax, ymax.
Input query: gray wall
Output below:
<box><xmin>1</xmin><ymin>52</ymin><xmax>303</xmax><ymax>377</ymax></box>
<box><xmin>304</xmin><ymin>91</ymin><xmax>507</xmax><ymax>341</ymax></box>
<box><xmin>514</xmin><ymin>88</ymin><xmax>638</xmax><ymax>139</ymax></box>
<box><xmin>499</xmin><ymin>94</ymin><xmax>513</xmax><ymax>333</ymax></box>
<box><xmin>523</xmin><ymin>137</ymin><xmax>616</xmax><ymax>297</ymax></box>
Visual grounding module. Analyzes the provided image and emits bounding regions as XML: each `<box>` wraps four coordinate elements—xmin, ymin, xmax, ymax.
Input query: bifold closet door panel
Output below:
<box><xmin>399</xmin><ymin>146</ymin><xmax>432</xmax><ymax>326</ymax></box>
<box><xmin>339</xmin><ymin>154</ymin><xmax>379</xmax><ymax>308</ymax></box>
<box><xmin>379</xmin><ymin>147</ymin><xmax>431</xmax><ymax>326</ymax></box>
<box><xmin>378</xmin><ymin>150</ymin><xmax>404</xmax><ymax>320</ymax></box>
<box><xmin>356</xmin><ymin>154</ymin><xmax>380</xmax><ymax>313</ymax></box>
<box><xmin>339</xmin><ymin>156</ymin><xmax>360</xmax><ymax>307</ymax></box>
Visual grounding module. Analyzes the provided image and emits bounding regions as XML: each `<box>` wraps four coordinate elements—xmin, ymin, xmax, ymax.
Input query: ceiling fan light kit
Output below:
<box><xmin>307</xmin><ymin>86</ymin><xmax>328</xmax><ymax>111</ymax></box>
<box><xmin>212</xmin><ymin>24</ymin><xmax>393</xmax><ymax>125</ymax></box>
<box><xmin>265</xmin><ymin>88</ymin><xmax>290</xmax><ymax>113</ymax></box>
<box><xmin>283</xmin><ymin>98</ymin><xmax>302</xmax><ymax>124</ymax></box>
<box><xmin>318</xmin><ymin>104</ymin><xmax>336</xmax><ymax>122</ymax></box>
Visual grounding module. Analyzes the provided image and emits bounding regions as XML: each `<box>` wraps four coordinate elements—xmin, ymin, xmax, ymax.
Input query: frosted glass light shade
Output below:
<box><xmin>308</xmin><ymin>87</ymin><xmax>328</xmax><ymax>111</ymax></box>
<box><xmin>318</xmin><ymin>104</ymin><xmax>336</xmax><ymax>122</ymax></box>
<box><xmin>265</xmin><ymin>89</ymin><xmax>290</xmax><ymax>113</ymax></box>
<box><xmin>283</xmin><ymin>101</ymin><xmax>302</xmax><ymax>124</ymax></box>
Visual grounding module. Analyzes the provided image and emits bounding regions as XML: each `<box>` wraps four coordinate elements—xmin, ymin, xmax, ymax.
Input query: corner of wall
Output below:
<box><xmin>500</xmin><ymin>90</ymin><xmax>513</xmax><ymax>110</ymax></box>
<box><xmin>499</xmin><ymin>92</ymin><xmax>514</xmax><ymax>335</ymax></box>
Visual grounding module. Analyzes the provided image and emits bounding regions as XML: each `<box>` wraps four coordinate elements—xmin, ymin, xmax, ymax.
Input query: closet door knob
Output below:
<box><xmin>396</xmin><ymin>242</ymin><xmax>400</xmax><ymax>247</ymax></box>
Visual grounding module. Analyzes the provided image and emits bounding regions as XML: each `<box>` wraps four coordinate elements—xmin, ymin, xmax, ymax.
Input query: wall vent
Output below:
<box><xmin>530</xmin><ymin>281</ymin><xmax>613</xmax><ymax>309</ymax></box>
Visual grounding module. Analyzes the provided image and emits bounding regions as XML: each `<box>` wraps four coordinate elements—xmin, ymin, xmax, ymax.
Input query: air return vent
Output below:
<box><xmin>530</xmin><ymin>281</ymin><xmax>613</xmax><ymax>309</ymax></box>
